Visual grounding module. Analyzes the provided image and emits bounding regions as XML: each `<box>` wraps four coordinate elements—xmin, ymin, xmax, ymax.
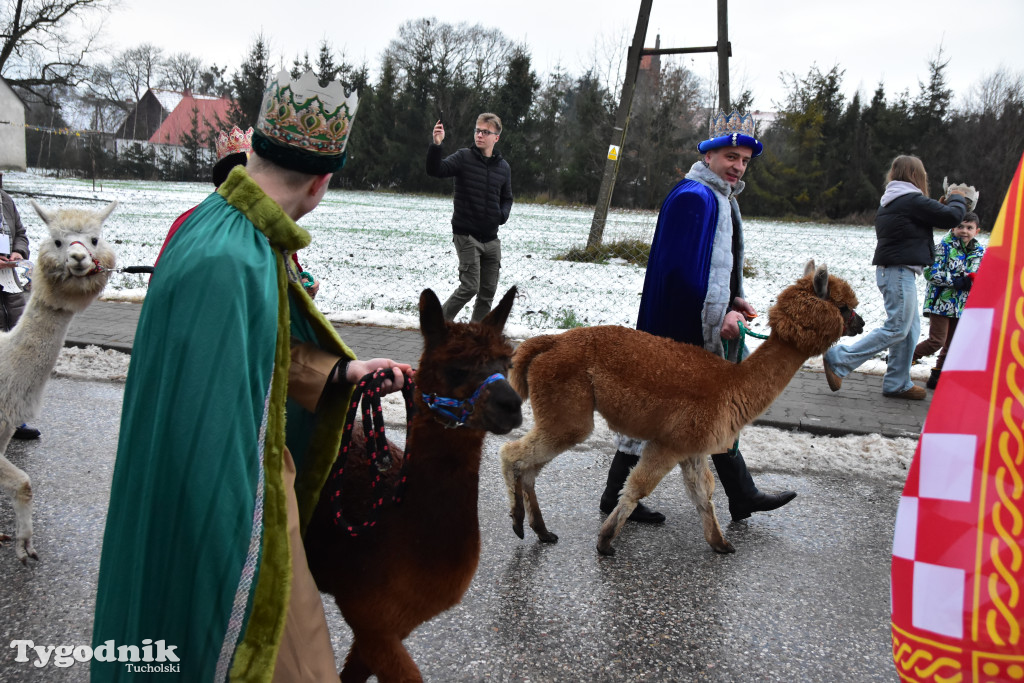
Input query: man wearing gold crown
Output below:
<box><xmin>92</xmin><ymin>71</ymin><xmax>411</xmax><ymax>681</ymax></box>
<box><xmin>155</xmin><ymin>125</ymin><xmax>320</xmax><ymax>297</ymax></box>
<box><xmin>599</xmin><ymin>111</ymin><xmax>797</xmax><ymax>525</ymax></box>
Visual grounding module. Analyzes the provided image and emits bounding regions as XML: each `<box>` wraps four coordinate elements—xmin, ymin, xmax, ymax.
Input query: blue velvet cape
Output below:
<box><xmin>636</xmin><ymin>178</ymin><xmax>720</xmax><ymax>346</ymax></box>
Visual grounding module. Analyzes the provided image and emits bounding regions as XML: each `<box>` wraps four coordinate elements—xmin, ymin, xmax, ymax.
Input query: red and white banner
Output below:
<box><xmin>891</xmin><ymin>152</ymin><xmax>1024</xmax><ymax>681</ymax></box>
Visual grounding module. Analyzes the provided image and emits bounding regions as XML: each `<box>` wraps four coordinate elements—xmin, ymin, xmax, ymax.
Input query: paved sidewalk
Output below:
<box><xmin>67</xmin><ymin>301</ymin><xmax>931</xmax><ymax>439</ymax></box>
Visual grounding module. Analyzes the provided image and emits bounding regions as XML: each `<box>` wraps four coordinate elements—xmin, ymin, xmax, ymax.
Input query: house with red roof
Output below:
<box><xmin>115</xmin><ymin>89</ymin><xmax>234</xmax><ymax>164</ymax></box>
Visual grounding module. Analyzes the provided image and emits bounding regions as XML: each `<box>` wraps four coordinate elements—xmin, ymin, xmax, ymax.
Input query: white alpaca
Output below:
<box><xmin>0</xmin><ymin>200</ymin><xmax>116</xmax><ymax>563</ymax></box>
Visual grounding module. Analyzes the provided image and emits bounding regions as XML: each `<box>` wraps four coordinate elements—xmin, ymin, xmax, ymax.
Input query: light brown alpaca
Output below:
<box><xmin>499</xmin><ymin>262</ymin><xmax>864</xmax><ymax>556</ymax></box>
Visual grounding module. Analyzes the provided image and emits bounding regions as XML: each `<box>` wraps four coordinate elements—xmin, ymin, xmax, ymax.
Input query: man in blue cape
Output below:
<box><xmin>599</xmin><ymin>111</ymin><xmax>797</xmax><ymax>525</ymax></box>
<box><xmin>92</xmin><ymin>70</ymin><xmax>411</xmax><ymax>681</ymax></box>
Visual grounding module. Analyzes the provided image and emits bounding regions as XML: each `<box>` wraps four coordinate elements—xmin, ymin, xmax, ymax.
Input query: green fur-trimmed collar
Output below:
<box><xmin>218</xmin><ymin>165</ymin><xmax>311</xmax><ymax>252</ymax></box>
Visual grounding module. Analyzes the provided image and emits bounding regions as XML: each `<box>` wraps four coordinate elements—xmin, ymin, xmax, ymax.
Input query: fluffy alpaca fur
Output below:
<box><xmin>0</xmin><ymin>201</ymin><xmax>116</xmax><ymax>563</ymax></box>
<box><xmin>499</xmin><ymin>262</ymin><xmax>864</xmax><ymax>556</ymax></box>
<box><xmin>304</xmin><ymin>287</ymin><xmax>523</xmax><ymax>683</ymax></box>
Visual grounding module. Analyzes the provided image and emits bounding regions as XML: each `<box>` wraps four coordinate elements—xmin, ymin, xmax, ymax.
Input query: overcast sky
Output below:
<box><xmin>102</xmin><ymin>0</ymin><xmax>1022</xmax><ymax>111</ymax></box>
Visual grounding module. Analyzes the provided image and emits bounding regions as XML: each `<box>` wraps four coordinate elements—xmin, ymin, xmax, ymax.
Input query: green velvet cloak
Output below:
<box><xmin>92</xmin><ymin>166</ymin><xmax>354</xmax><ymax>681</ymax></box>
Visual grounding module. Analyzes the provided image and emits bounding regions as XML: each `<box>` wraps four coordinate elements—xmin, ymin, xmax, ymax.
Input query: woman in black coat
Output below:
<box><xmin>822</xmin><ymin>155</ymin><xmax>968</xmax><ymax>400</ymax></box>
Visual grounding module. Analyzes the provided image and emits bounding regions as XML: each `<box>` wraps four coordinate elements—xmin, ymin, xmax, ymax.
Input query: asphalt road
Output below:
<box><xmin>0</xmin><ymin>377</ymin><xmax>902</xmax><ymax>681</ymax></box>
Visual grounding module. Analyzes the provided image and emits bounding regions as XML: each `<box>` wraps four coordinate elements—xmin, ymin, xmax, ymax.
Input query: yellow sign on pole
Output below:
<box><xmin>607</xmin><ymin>145</ymin><xmax>620</xmax><ymax>161</ymax></box>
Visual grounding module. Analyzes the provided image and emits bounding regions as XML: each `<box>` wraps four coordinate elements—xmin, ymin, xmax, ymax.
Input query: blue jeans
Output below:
<box><xmin>823</xmin><ymin>265</ymin><xmax>920</xmax><ymax>394</ymax></box>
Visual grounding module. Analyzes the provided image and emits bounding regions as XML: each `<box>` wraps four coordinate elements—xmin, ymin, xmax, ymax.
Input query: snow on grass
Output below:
<box><xmin>9</xmin><ymin>168</ymin><xmax>970</xmax><ymax>336</ymax></box>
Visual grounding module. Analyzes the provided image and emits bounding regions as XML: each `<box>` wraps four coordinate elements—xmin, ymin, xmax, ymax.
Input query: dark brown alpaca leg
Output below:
<box><xmin>500</xmin><ymin>431</ymin><xmax>569</xmax><ymax>542</ymax></box>
<box><xmin>521</xmin><ymin>462</ymin><xmax>558</xmax><ymax>543</ymax></box>
<box><xmin>341</xmin><ymin>642</ymin><xmax>373</xmax><ymax>683</ymax></box>
<box><xmin>347</xmin><ymin>633</ymin><xmax>422</xmax><ymax>683</ymax></box>
<box><xmin>680</xmin><ymin>456</ymin><xmax>733</xmax><ymax>553</ymax></box>
<box><xmin>510</xmin><ymin>470</ymin><xmax>526</xmax><ymax>539</ymax></box>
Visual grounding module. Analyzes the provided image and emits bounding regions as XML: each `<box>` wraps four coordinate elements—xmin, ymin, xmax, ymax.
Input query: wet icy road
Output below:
<box><xmin>0</xmin><ymin>378</ymin><xmax>900</xmax><ymax>681</ymax></box>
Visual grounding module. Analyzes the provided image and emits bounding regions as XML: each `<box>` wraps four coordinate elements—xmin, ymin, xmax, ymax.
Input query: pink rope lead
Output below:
<box><xmin>68</xmin><ymin>240</ymin><xmax>104</xmax><ymax>275</ymax></box>
<box><xmin>326</xmin><ymin>368</ymin><xmax>416</xmax><ymax>537</ymax></box>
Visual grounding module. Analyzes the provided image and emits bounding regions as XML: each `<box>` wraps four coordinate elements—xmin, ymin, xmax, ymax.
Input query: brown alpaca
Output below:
<box><xmin>304</xmin><ymin>287</ymin><xmax>523</xmax><ymax>683</ymax></box>
<box><xmin>499</xmin><ymin>262</ymin><xmax>864</xmax><ymax>556</ymax></box>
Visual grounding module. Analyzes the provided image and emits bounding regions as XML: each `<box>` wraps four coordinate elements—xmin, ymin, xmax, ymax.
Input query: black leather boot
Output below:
<box><xmin>13</xmin><ymin>423</ymin><xmax>40</xmax><ymax>440</ymax></box>
<box><xmin>599</xmin><ymin>449</ymin><xmax>665</xmax><ymax>524</ymax></box>
<box><xmin>711</xmin><ymin>450</ymin><xmax>796</xmax><ymax>521</ymax></box>
<box><xmin>926</xmin><ymin>369</ymin><xmax>940</xmax><ymax>389</ymax></box>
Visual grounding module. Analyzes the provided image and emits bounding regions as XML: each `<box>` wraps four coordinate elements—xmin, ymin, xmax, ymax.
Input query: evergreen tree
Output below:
<box><xmin>911</xmin><ymin>51</ymin><xmax>954</xmax><ymax>195</ymax></box>
<box><xmin>316</xmin><ymin>40</ymin><xmax>340</xmax><ymax>84</ymax></box>
<box><xmin>530</xmin><ymin>67</ymin><xmax>571</xmax><ymax>198</ymax></box>
<box><xmin>179</xmin><ymin>105</ymin><xmax>209</xmax><ymax>182</ymax></box>
<box><xmin>197</xmin><ymin>64</ymin><xmax>230</xmax><ymax>97</ymax></box>
<box><xmin>290</xmin><ymin>52</ymin><xmax>312</xmax><ymax>79</ymax></box>
<box><xmin>119</xmin><ymin>142</ymin><xmax>157</xmax><ymax>180</ymax></box>
<box><xmin>228</xmin><ymin>34</ymin><xmax>270</xmax><ymax>128</ymax></box>
<box><xmin>348</xmin><ymin>55</ymin><xmax>402</xmax><ymax>189</ymax></box>
<box><xmin>490</xmin><ymin>46</ymin><xmax>540</xmax><ymax>187</ymax></box>
<box><xmin>558</xmin><ymin>71</ymin><xmax>614</xmax><ymax>203</ymax></box>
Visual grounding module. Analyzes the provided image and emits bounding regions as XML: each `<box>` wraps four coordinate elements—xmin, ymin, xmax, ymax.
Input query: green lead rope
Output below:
<box><xmin>722</xmin><ymin>320</ymin><xmax>769</xmax><ymax>362</ymax></box>
<box><xmin>722</xmin><ymin>321</ymin><xmax>769</xmax><ymax>455</ymax></box>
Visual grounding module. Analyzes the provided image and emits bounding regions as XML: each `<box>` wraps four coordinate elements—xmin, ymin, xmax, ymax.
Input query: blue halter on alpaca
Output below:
<box><xmin>421</xmin><ymin>372</ymin><xmax>507</xmax><ymax>428</ymax></box>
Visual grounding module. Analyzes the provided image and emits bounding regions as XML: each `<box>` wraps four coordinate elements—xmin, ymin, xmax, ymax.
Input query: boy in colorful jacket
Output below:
<box><xmin>913</xmin><ymin>211</ymin><xmax>985</xmax><ymax>388</ymax></box>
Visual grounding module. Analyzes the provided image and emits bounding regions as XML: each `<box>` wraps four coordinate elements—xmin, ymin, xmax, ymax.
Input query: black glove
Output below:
<box><xmin>952</xmin><ymin>275</ymin><xmax>973</xmax><ymax>291</ymax></box>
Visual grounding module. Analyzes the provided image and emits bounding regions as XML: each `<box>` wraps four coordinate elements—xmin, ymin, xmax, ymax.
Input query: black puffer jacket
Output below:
<box><xmin>873</xmin><ymin>192</ymin><xmax>967</xmax><ymax>266</ymax></box>
<box><xmin>426</xmin><ymin>144</ymin><xmax>513</xmax><ymax>242</ymax></box>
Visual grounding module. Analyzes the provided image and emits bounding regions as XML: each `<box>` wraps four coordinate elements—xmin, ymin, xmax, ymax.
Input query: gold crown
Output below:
<box><xmin>708</xmin><ymin>111</ymin><xmax>756</xmax><ymax>139</ymax></box>
<box><xmin>215</xmin><ymin>126</ymin><xmax>253</xmax><ymax>161</ymax></box>
<box><xmin>256</xmin><ymin>70</ymin><xmax>359</xmax><ymax>158</ymax></box>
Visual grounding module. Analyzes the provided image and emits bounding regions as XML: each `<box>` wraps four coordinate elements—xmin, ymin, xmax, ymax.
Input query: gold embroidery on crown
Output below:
<box><xmin>215</xmin><ymin>126</ymin><xmax>253</xmax><ymax>161</ymax></box>
<box><xmin>257</xmin><ymin>70</ymin><xmax>359</xmax><ymax>156</ymax></box>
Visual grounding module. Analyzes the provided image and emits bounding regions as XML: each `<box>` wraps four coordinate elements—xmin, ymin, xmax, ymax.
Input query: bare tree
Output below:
<box><xmin>386</xmin><ymin>18</ymin><xmax>512</xmax><ymax>94</ymax></box>
<box><xmin>0</xmin><ymin>0</ymin><xmax>111</xmax><ymax>103</ymax></box>
<box><xmin>583</xmin><ymin>25</ymin><xmax>629</xmax><ymax>97</ymax></box>
<box><xmin>163</xmin><ymin>52</ymin><xmax>202</xmax><ymax>92</ymax></box>
<box><xmin>85</xmin><ymin>43</ymin><xmax>168</xmax><ymax>119</ymax></box>
<box><xmin>964</xmin><ymin>67</ymin><xmax>1024</xmax><ymax>116</ymax></box>
<box><xmin>113</xmin><ymin>43</ymin><xmax>164</xmax><ymax>101</ymax></box>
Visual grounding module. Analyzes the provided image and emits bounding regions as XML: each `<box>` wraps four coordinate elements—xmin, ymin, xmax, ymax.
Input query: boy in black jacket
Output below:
<box><xmin>427</xmin><ymin>113</ymin><xmax>513</xmax><ymax>322</ymax></box>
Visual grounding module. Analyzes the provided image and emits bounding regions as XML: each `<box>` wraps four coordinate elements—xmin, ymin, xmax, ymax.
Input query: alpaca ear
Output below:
<box><xmin>482</xmin><ymin>286</ymin><xmax>517</xmax><ymax>332</ymax></box>
<box><xmin>95</xmin><ymin>201</ymin><xmax>118</xmax><ymax>225</ymax></box>
<box><xmin>813</xmin><ymin>264</ymin><xmax>830</xmax><ymax>300</ymax></box>
<box><xmin>30</xmin><ymin>200</ymin><xmax>55</xmax><ymax>226</ymax></box>
<box><xmin>803</xmin><ymin>259</ymin><xmax>816</xmax><ymax>278</ymax></box>
<box><xmin>419</xmin><ymin>288</ymin><xmax>447</xmax><ymax>348</ymax></box>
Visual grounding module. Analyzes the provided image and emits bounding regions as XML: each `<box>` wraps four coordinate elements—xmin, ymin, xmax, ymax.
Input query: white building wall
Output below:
<box><xmin>0</xmin><ymin>79</ymin><xmax>26</xmax><ymax>171</ymax></box>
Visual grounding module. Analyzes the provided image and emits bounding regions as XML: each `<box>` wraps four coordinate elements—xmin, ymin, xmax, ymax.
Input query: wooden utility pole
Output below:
<box><xmin>585</xmin><ymin>0</ymin><xmax>652</xmax><ymax>250</ymax></box>
<box><xmin>717</xmin><ymin>0</ymin><xmax>730</xmax><ymax>110</ymax></box>
<box><xmin>587</xmin><ymin>0</ymin><xmax>731</xmax><ymax>249</ymax></box>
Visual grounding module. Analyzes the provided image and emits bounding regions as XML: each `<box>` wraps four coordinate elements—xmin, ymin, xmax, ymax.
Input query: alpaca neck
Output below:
<box><xmin>727</xmin><ymin>333</ymin><xmax>809</xmax><ymax>425</ymax></box>
<box><xmin>399</xmin><ymin>414</ymin><xmax>486</xmax><ymax>527</ymax></box>
<box><xmin>6</xmin><ymin>296</ymin><xmax>76</xmax><ymax>379</ymax></box>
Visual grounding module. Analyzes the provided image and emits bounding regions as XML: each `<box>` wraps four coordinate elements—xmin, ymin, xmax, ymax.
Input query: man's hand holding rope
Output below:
<box><xmin>344</xmin><ymin>358</ymin><xmax>414</xmax><ymax>395</ymax></box>
<box><xmin>721</xmin><ymin>297</ymin><xmax>758</xmax><ymax>340</ymax></box>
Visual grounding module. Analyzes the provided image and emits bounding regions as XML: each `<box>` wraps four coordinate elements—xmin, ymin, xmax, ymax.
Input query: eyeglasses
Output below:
<box><xmin>474</xmin><ymin>128</ymin><xmax>498</xmax><ymax>137</ymax></box>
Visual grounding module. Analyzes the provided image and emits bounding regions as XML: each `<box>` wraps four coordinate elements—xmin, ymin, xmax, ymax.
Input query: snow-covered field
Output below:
<box><xmin>6</xmin><ymin>169</ymin><xmax>977</xmax><ymax>338</ymax></box>
<box><xmin>12</xmin><ymin>170</ymin><xmax>925</xmax><ymax>484</ymax></box>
